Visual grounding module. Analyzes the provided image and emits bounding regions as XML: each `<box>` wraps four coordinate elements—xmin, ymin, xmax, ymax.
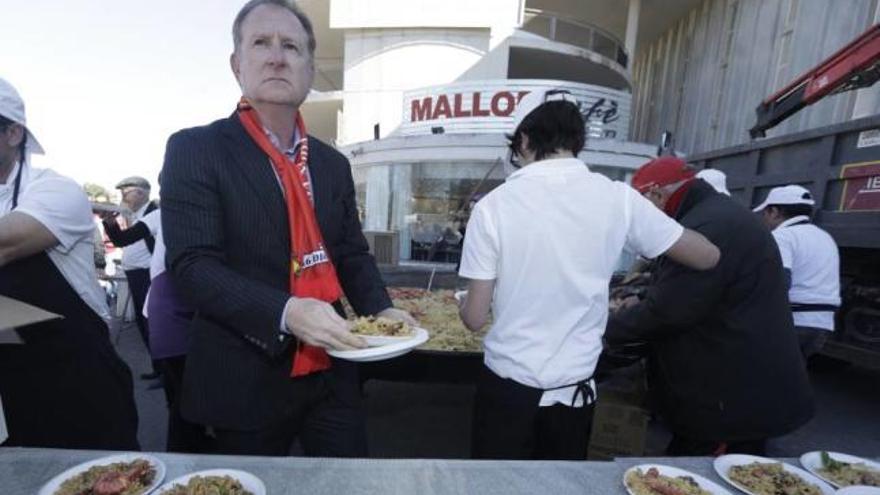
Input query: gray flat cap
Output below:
<box><xmin>115</xmin><ymin>176</ymin><xmax>151</xmax><ymax>190</ymax></box>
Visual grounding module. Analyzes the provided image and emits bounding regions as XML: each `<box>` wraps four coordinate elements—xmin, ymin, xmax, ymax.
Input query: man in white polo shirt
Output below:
<box><xmin>457</xmin><ymin>89</ymin><xmax>721</xmax><ymax>460</ymax></box>
<box><xmin>0</xmin><ymin>77</ymin><xmax>138</xmax><ymax>449</ymax></box>
<box><xmin>755</xmin><ymin>185</ymin><xmax>841</xmax><ymax>358</ymax></box>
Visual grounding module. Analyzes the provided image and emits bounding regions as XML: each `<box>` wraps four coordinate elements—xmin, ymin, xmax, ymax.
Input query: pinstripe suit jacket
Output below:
<box><xmin>160</xmin><ymin>114</ymin><xmax>391</xmax><ymax>429</ymax></box>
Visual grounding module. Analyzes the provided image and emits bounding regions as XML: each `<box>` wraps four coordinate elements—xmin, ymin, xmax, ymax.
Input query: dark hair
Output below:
<box><xmin>768</xmin><ymin>203</ymin><xmax>814</xmax><ymax>219</ymax></box>
<box><xmin>507</xmin><ymin>100</ymin><xmax>586</xmax><ymax>162</ymax></box>
<box><xmin>0</xmin><ymin>114</ymin><xmax>27</xmax><ymax>164</ymax></box>
<box><xmin>233</xmin><ymin>0</ymin><xmax>316</xmax><ymax>55</ymax></box>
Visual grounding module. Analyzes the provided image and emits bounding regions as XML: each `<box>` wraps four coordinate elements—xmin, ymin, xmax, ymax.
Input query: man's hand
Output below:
<box><xmin>377</xmin><ymin>307</ymin><xmax>418</xmax><ymax>326</ymax></box>
<box><xmin>284</xmin><ymin>298</ymin><xmax>367</xmax><ymax>351</ymax></box>
<box><xmin>99</xmin><ymin>211</ymin><xmax>118</xmax><ymax>223</ymax></box>
<box><xmin>608</xmin><ymin>296</ymin><xmax>639</xmax><ymax>313</ymax></box>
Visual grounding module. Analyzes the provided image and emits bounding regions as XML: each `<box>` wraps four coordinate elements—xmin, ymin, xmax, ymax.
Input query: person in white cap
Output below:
<box><xmin>0</xmin><ymin>77</ymin><xmax>139</xmax><ymax>449</ymax></box>
<box><xmin>696</xmin><ymin>168</ymin><xmax>731</xmax><ymax>196</ymax></box>
<box><xmin>754</xmin><ymin>185</ymin><xmax>841</xmax><ymax>358</ymax></box>
<box><xmin>456</xmin><ymin>88</ymin><xmax>721</xmax><ymax>460</ymax></box>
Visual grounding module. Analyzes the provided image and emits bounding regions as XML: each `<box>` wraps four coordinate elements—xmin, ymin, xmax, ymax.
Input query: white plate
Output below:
<box><xmin>155</xmin><ymin>469</ymin><xmax>265</xmax><ymax>495</ymax></box>
<box><xmin>799</xmin><ymin>451</ymin><xmax>880</xmax><ymax>489</ymax></box>
<box><xmin>836</xmin><ymin>487</ymin><xmax>880</xmax><ymax>495</ymax></box>
<box><xmin>714</xmin><ymin>454</ymin><xmax>834</xmax><ymax>495</ymax></box>
<box><xmin>39</xmin><ymin>453</ymin><xmax>165</xmax><ymax>495</ymax></box>
<box><xmin>624</xmin><ymin>464</ymin><xmax>733</xmax><ymax>495</ymax></box>
<box><xmin>361</xmin><ymin>333</ymin><xmax>419</xmax><ymax>347</ymax></box>
<box><xmin>328</xmin><ymin>327</ymin><xmax>429</xmax><ymax>362</ymax></box>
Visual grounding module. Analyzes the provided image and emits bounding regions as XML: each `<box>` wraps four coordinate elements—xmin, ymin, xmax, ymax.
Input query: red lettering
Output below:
<box><xmin>472</xmin><ymin>92</ymin><xmax>490</xmax><ymax>117</ymax></box>
<box><xmin>453</xmin><ymin>93</ymin><xmax>471</xmax><ymax>118</ymax></box>
<box><xmin>516</xmin><ymin>91</ymin><xmax>530</xmax><ymax>103</ymax></box>
<box><xmin>411</xmin><ymin>97</ymin><xmax>433</xmax><ymax>122</ymax></box>
<box><xmin>433</xmin><ymin>95</ymin><xmax>452</xmax><ymax>119</ymax></box>
<box><xmin>491</xmin><ymin>91</ymin><xmax>516</xmax><ymax>117</ymax></box>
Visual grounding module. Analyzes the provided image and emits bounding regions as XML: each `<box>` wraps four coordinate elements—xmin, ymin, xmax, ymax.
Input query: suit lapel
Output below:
<box><xmin>307</xmin><ymin>136</ymin><xmax>332</xmax><ymax>229</ymax></box>
<box><xmin>219</xmin><ymin>115</ymin><xmax>287</xmax><ymax>225</ymax></box>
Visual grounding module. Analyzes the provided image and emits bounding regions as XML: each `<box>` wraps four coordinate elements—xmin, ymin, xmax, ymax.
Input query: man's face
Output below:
<box><xmin>642</xmin><ymin>186</ymin><xmax>667</xmax><ymax>210</ymax></box>
<box><xmin>231</xmin><ymin>4</ymin><xmax>314</xmax><ymax>108</ymax></box>
<box><xmin>120</xmin><ymin>187</ymin><xmax>148</xmax><ymax>209</ymax></box>
<box><xmin>760</xmin><ymin>207</ymin><xmax>783</xmax><ymax>230</ymax></box>
<box><xmin>0</xmin><ymin>123</ymin><xmax>24</xmax><ymax>170</ymax></box>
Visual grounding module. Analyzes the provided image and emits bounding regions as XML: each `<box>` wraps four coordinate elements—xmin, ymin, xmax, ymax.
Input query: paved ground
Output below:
<box><xmin>112</xmin><ymin>318</ymin><xmax>880</xmax><ymax>458</ymax></box>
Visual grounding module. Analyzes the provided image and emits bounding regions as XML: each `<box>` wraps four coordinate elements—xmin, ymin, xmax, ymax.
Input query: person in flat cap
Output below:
<box><xmin>606</xmin><ymin>156</ymin><xmax>814</xmax><ymax>456</ymax></box>
<box><xmin>456</xmin><ymin>90</ymin><xmax>720</xmax><ymax>460</ymax></box>
<box><xmin>0</xmin><ymin>77</ymin><xmax>139</xmax><ymax>449</ymax></box>
<box><xmin>101</xmin><ymin>174</ymin><xmax>160</xmax><ymax>381</ymax></box>
<box><xmin>755</xmin><ymin>185</ymin><xmax>840</xmax><ymax>359</ymax></box>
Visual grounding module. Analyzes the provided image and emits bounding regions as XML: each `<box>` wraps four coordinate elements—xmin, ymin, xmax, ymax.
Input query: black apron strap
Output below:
<box><xmin>11</xmin><ymin>161</ymin><xmax>23</xmax><ymax>209</ymax></box>
<box><xmin>544</xmin><ymin>376</ymin><xmax>596</xmax><ymax>408</ymax></box>
<box><xmin>790</xmin><ymin>303</ymin><xmax>839</xmax><ymax>313</ymax></box>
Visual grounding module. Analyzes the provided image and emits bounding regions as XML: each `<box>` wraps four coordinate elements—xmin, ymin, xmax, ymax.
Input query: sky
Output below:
<box><xmin>2</xmin><ymin>0</ymin><xmax>254</xmax><ymax>193</ymax></box>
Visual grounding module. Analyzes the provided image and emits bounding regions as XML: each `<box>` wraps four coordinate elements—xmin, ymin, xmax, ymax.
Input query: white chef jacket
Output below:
<box><xmin>459</xmin><ymin>158</ymin><xmax>684</xmax><ymax>407</ymax></box>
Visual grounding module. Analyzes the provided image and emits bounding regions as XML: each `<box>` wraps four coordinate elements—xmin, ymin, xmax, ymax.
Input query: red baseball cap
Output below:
<box><xmin>631</xmin><ymin>156</ymin><xmax>695</xmax><ymax>193</ymax></box>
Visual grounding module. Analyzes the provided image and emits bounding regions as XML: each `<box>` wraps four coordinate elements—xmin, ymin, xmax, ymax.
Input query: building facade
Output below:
<box><xmin>630</xmin><ymin>0</ymin><xmax>880</xmax><ymax>154</ymax></box>
<box><xmin>299</xmin><ymin>0</ymin><xmax>878</xmax><ymax>262</ymax></box>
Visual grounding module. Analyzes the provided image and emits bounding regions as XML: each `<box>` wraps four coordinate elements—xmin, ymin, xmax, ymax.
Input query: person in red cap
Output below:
<box><xmin>606</xmin><ymin>156</ymin><xmax>815</xmax><ymax>456</ymax></box>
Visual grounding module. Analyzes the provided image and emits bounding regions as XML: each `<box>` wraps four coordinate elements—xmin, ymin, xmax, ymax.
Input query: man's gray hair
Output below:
<box><xmin>232</xmin><ymin>0</ymin><xmax>317</xmax><ymax>55</ymax></box>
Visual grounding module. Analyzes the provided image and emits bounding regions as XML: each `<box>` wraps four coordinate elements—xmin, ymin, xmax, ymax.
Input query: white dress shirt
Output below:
<box><xmin>0</xmin><ymin>162</ymin><xmax>109</xmax><ymax>321</ymax></box>
<box><xmin>119</xmin><ymin>202</ymin><xmax>153</xmax><ymax>271</ymax></box>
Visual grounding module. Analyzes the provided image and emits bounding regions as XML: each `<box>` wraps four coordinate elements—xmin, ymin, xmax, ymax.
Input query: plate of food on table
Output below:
<box><xmin>155</xmin><ymin>469</ymin><xmax>264</xmax><ymax>495</ymax></box>
<box><xmin>624</xmin><ymin>464</ymin><xmax>733</xmax><ymax>495</ymax></box>
<box><xmin>39</xmin><ymin>453</ymin><xmax>165</xmax><ymax>495</ymax></box>
<box><xmin>714</xmin><ymin>454</ymin><xmax>834</xmax><ymax>495</ymax></box>
<box><xmin>799</xmin><ymin>451</ymin><xmax>880</xmax><ymax>488</ymax></box>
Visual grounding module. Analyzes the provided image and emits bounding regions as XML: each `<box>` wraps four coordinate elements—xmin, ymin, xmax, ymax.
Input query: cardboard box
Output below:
<box><xmin>0</xmin><ymin>295</ymin><xmax>62</xmax><ymax>333</ymax></box>
<box><xmin>587</xmin><ymin>362</ymin><xmax>650</xmax><ymax>460</ymax></box>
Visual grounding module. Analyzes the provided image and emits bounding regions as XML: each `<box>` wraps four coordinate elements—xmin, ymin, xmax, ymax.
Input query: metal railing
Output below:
<box><xmin>521</xmin><ymin>8</ymin><xmax>629</xmax><ymax>68</ymax></box>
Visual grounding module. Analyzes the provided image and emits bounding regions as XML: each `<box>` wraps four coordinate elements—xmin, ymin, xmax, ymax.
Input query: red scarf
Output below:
<box><xmin>237</xmin><ymin>98</ymin><xmax>342</xmax><ymax>377</ymax></box>
<box><xmin>664</xmin><ymin>179</ymin><xmax>696</xmax><ymax>217</ymax></box>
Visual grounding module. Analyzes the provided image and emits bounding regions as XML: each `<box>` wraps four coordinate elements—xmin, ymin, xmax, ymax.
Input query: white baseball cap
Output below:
<box><xmin>0</xmin><ymin>77</ymin><xmax>45</xmax><ymax>155</ymax></box>
<box><xmin>753</xmin><ymin>185</ymin><xmax>815</xmax><ymax>212</ymax></box>
<box><xmin>696</xmin><ymin>169</ymin><xmax>730</xmax><ymax>196</ymax></box>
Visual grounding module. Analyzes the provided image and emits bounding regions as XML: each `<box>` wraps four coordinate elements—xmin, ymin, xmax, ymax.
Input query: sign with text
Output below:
<box><xmin>399</xmin><ymin>79</ymin><xmax>631</xmax><ymax>140</ymax></box>
<box><xmin>839</xmin><ymin>161</ymin><xmax>880</xmax><ymax>212</ymax></box>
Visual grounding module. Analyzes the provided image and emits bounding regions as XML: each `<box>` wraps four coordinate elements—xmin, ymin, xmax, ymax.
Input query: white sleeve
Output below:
<box><xmin>458</xmin><ymin>203</ymin><xmax>499</xmax><ymax>280</ymax></box>
<box><xmin>14</xmin><ymin>174</ymin><xmax>94</xmax><ymax>254</ymax></box>
<box><xmin>772</xmin><ymin>230</ymin><xmax>794</xmax><ymax>269</ymax></box>
<box><xmin>623</xmin><ymin>184</ymin><xmax>685</xmax><ymax>259</ymax></box>
<box><xmin>140</xmin><ymin>210</ymin><xmax>161</xmax><ymax>236</ymax></box>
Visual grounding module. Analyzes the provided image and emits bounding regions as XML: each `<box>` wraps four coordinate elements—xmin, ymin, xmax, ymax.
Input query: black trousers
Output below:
<box><xmin>156</xmin><ymin>355</ymin><xmax>210</xmax><ymax>453</ymax></box>
<box><xmin>208</xmin><ymin>360</ymin><xmax>367</xmax><ymax>457</ymax></box>
<box><xmin>471</xmin><ymin>365</ymin><xmax>594</xmax><ymax>460</ymax></box>
<box><xmin>124</xmin><ymin>268</ymin><xmax>158</xmax><ymax>374</ymax></box>
<box><xmin>667</xmin><ymin>435</ymin><xmax>767</xmax><ymax>456</ymax></box>
<box><xmin>795</xmin><ymin>325</ymin><xmax>829</xmax><ymax>359</ymax></box>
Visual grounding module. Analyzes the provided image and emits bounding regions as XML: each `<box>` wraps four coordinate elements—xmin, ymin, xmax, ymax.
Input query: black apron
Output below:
<box><xmin>0</xmin><ymin>165</ymin><xmax>139</xmax><ymax>449</ymax></box>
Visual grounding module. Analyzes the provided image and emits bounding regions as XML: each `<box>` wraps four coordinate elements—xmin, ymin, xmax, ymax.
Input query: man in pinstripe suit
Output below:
<box><xmin>159</xmin><ymin>0</ymin><xmax>414</xmax><ymax>456</ymax></box>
